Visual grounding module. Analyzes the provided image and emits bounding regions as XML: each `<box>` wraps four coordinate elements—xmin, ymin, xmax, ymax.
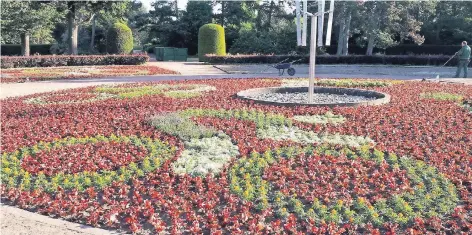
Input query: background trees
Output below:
<box><xmin>1</xmin><ymin>1</ymin><xmax>61</xmax><ymax>56</ymax></box>
<box><xmin>1</xmin><ymin>0</ymin><xmax>471</xmax><ymax>56</ymax></box>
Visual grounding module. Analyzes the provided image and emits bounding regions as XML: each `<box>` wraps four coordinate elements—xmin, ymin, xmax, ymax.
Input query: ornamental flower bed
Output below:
<box><xmin>1</xmin><ymin>78</ymin><xmax>471</xmax><ymax>234</ymax></box>
<box><xmin>0</xmin><ymin>65</ymin><xmax>177</xmax><ymax>83</ymax></box>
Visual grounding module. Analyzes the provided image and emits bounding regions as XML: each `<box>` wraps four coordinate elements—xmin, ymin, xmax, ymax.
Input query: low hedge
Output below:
<box><xmin>1</xmin><ymin>54</ymin><xmax>150</xmax><ymax>69</ymax></box>
<box><xmin>1</xmin><ymin>44</ymin><xmax>55</xmax><ymax>56</ymax></box>
<box><xmin>204</xmin><ymin>54</ymin><xmax>471</xmax><ymax>67</ymax></box>
<box><xmin>323</xmin><ymin>44</ymin><xmax>462</xmax><ymax>55</ymax></box>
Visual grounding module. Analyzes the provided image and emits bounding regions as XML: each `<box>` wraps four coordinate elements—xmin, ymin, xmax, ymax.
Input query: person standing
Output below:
<box><xmin>455</xmin><ymin>41</ymin><xmax>471</xmax><ymax>78</ymax></box>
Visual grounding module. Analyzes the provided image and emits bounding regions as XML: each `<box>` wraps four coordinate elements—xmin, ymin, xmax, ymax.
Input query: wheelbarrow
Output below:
<box><xmin>263</xmin><ymin>58</ymin><xmax>303</xmax><ymax>76</ymax></box>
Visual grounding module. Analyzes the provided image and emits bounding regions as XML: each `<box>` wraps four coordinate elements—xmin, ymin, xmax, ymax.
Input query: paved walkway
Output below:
<box><xmin>0</xmin><ymin>62</ymin><xmax>470</xmax><ymax>234</ymax></box>
<box><xmin>0</xmin><ymin>204</ymin><xmax>120</xmax><ymax>235</ymax></box>
<box><xmin>2</xmin><ymin>63</ymin><xmax>470</xmax><ymax>99</ymax></box>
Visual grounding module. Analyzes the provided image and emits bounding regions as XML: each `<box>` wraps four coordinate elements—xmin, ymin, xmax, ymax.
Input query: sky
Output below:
<box><xmin>140</xmin><ymin>0</ymin><xmax>189</xmax><ymax>11</ymax></box>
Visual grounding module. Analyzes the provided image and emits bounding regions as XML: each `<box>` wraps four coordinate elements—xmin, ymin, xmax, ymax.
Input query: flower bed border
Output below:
<box><xmin>237</xmin><ymin>86</ymin><xmax>391</xmax><ymax>107</ymax></box>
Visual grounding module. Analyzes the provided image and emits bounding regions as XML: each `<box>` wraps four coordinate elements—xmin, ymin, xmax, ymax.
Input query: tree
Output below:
<box><xmin>215</xmin><ymin>1</ymin><xmax>257</xmax><ymax>49</ymax></box>
<box><xmin>136</xmin><ymin>1</ymin><xmax>178</xmax><ymax>47</ymax></box>
<box><xmin>1</xmin><ymin>1</ymin><xmax>60</xmax><ymax>56</ymax></box>
<box><xmin>90</xmin><ymin>1</ymin><xmax>131</xmax><ymax>52</ymax></box>
<box><xmin>178</xmin><ymin>1</ymin><xmax>213</xmax><ymax>54</ymax></box>
<box><xmin>422</xmin><ymin>1</ymin><xmax>472</xmax><ymax>44</ymax></box>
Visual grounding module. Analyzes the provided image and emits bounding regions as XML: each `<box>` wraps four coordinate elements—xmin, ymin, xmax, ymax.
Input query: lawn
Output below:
<box><xmin>0</xmin><ymin>65</ymin><xmax>177</xmax><ymax>83</ymax></box>
<box><xmin>1</xmin><ymin>78</ymin><xmax>471</xmax><ymax>234</ymax></box>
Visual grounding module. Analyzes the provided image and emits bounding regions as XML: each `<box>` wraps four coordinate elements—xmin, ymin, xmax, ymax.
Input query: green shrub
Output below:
<box><xmin>106</xmin><ymin>22</ymin><xmax>134</xmax><ymax>54</ymax></box>
<box><xmin>1</xmin><ymin>44</ymin><xmax>54</xmax><ymax>56</ymax></box>
<box><xmin>204</xmin><ymin>54</ymin><xmax>472</xmax><ymax>67</ymax></box>
<box><xmin>198</xmin><ymin>24</ymin><xmax>226</xmax><ymax>61</ymax></box>
<box><xmin>0</xmin><ymin>54</ymin><xmax>149</xmax><ymax>69</ymax></box>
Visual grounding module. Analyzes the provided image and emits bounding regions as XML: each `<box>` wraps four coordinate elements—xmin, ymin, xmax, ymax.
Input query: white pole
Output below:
<box><xmin>325</xmin><ymin>0</ymin><xmax>334</xmax><ymax>46</ymax></box>
<box><xmin>317</xmin><ymin>0</ymin><xmax>325</xmax><ymax>47</ymax></box>
<box><xmin>296</xmin><ymin>0</ymin><xmax>301</xmax><ymax>46</ymax></box>
<box><xmin>302</xmin><ymin>0</ymin><xmax>308</xmax><ymax>46</ymax></box>
<box><xmin>309</xmin><ymin>15</ymin><xmax>317</xmax><ymax>104</ymax></box>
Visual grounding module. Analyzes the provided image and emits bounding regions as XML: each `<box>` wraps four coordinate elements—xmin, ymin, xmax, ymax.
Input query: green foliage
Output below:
<box><xmin>230</xmin><ymin>20</ymin><xmax>297</xmax><ymax>55</ymax></box>
<box><xmin>1</xmin><ymin>44</ymin><xmax>55</xmax><ymax>56</ymax></box>
<box><xmin>0</xmin><ymin>55</ymin><xmax>149</xmax><ymax>69</ymax></box>
<box><xmin>95</xmin><ymin>84</ymin><xmax>215</xmax><ymax>99</ymax></box>
<box><xmin>1</xmin><ymin>135</ymin><xmax>174</xmax><ymax>192</ymax></box>
<box><xmin>172</xmin><ymin>135</ymin><xmax>239</xmax><ymax>176</ymax></box>
<box><xmin>106</xmin><ymin>22</ymin><xmax>134</xmax><ymax>54</ymax></box>
<box><xmin>228</xmin><ymin>145</ymin><xmax>460</xmax><ymax>228</ymax></box>
<box><xmin>0</xmin><ymin>1</ymin><xmax>61</xmax><ymax>44</ymax></box>
<box><xmin>205</xmin><ymin>54</ymin><xmax>472</xmax><ymax>67</ymax></box>
<box><xmin>420</xmin><ymin>92</ymin><xmax>464</xmax><ymax>102</ymax></box>
<box><xmin>282</xmin><ymin>78</ymin><xmax>402</xmax><ymax>88</ymax></box>
<box><xmin>148</xmin><ymin>113</ymin><xmax>218</xmax><ymax>141</ymax></box>
<box><xmin>198</xmin><ymin>24</ymin><xmax>226</xmax><ymax>61</ymax></box>
<box><xmin>292</xmin><ymin>112</ymin><xmax>346</xmax><ymax>125</ymax></box>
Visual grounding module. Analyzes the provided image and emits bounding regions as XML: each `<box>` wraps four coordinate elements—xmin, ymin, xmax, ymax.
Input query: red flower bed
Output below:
<box><xmin>264</xmin><ymin>154</ymin><xmax>411</xmax><ymax>203</ymax></box>
<box><xmin>1</xmin><ymin>78</ymin><xmax>471</xmax><ymax>234</ymax></box>
<box><xmin>1</xmin><ymin>65</ymin><xmax>177</xmax><ymax>83</ymax></box>
<box><xmin>21</xmin><ymin>141</ymin><xmax>149</xmax><ymax>176</ymax></box>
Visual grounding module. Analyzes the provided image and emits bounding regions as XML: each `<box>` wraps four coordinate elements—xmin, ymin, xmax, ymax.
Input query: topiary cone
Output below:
<box><xmin>198</xmin><ymin>24</ymin><xmax>226</xmax><ymax>62</ymax></box>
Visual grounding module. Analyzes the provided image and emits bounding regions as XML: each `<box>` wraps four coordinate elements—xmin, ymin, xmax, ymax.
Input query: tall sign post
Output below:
<box><xmin>296</xmin><ymin>0</ymin><xmax>334</xmax><ymax>103</ymax></box>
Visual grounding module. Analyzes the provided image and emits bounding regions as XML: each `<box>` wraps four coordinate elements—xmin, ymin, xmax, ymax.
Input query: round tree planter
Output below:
<box><xmin>237</xmin><ymin>86</ymin><xmax>391</xmax><ymax>107</ymax></box>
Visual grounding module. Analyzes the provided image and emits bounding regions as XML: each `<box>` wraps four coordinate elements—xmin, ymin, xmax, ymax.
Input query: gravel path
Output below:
<box><xmin>251</xmin><ymin>92</ymin><xmax>376</xmax><ymax>104</ymax></box>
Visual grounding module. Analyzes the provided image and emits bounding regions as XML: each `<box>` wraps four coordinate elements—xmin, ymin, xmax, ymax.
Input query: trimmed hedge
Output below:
<box><xmin>107</xmin><ymin>23</ymin><xmax>134</xmax><ymax>54</ymax></box>
<box><xmin>204</xmin><ymin>54</ymin><xmax>472</xmax><ymax>67</ymax></box>
<box><xmin>324</xmin><ymin>44</ymin><xmax>462</xmax><ymax>55</ymax></box>
<box><xmin>1</xmin><ymin>44</ymin><xmax>55</xmax><ymax>56</ymax></box>
<box><xmin>1</xmin><ymin>54</ymin><xmax>150</xmax><ymax>69</ymax></box>
<box><xmin>198</xmin><ymin>24</ymin><xmax>226</xmax><ymax>61</ymax></box>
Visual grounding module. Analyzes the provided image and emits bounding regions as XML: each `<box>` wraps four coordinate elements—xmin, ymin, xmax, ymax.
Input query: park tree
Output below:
<box><xmin>215</xmin><ymin>1</ymin><xmax>257</xmax><ymax>48</ymax></box>
<box><xmin>136</xmin><ymin>1</ymin><xmax>178</xmax><ymax>47</ymax></box>
<box><xmin>178</xmin><ymin>1</ymin><xmax>213</xmax><ymax>54</ymax></box>
<box><xmin>0</xmin><ymin>1</ymin><xmax>60</xmax><ymax>56</ymax></box>
<box><xmin>63</xmin><ymin>1</ymin><xmax>131</xmax><ymax>54</ymax></box>
<box><xmin>421</xmin><ymin>1</ymin><xmax>472</xmax><ymax>44</ymax></box>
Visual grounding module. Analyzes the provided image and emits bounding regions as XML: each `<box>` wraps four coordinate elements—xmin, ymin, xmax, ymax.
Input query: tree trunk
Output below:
<box><xmin>68</xmin><ymin>2</ymin><xmax>78</xmax><ymax>55</ymax></box>
<box><xmin>267</xmin><ymin>2</ymin><xmax>275</xmax><ymax>30</ymax></box>
<box><xmin>90</xmin><ymin>15</ymin><xmax>96</xmax><ymax>52</ymax></box>
<box><xmin>220</xmin><ymin>1</ymin><xmax>225</xmax><ymax>26</ymax></box>
<box><xmin>342</xmin><ymin>10</ymin><xmax>352</xmax><ymax>55</ymax></box>
<box><xmin>366</xmin><ymin>34</ymin><xmax>375</xmax><ymax>55</ymax></box>
<box><xmin>336</xmin><ymin>20</ymin><xmax>345</xmax><ymax>55</ymax></box>
<box><xmin>20</xmin><ymin>33</ymin><xmax>30</xmax><ymax>56</ymax></box>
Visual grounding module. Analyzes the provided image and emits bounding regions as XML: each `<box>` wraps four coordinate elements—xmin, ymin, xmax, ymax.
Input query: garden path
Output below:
<box><xmin>1</xmin><ymin>63</ymin><xmax>471</xmax><ymax>99</ymax></box>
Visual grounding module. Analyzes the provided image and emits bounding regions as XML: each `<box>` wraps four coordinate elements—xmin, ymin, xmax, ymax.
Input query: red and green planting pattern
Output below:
<box><xmin>0</xmin><ymin>65</ymin><xmax>177</xmax><ymax>83</ymax></box>
<box><xmin>1</xmin><ymin>78</ymin><xmax>471</xmax><ymax>234</ymax></box>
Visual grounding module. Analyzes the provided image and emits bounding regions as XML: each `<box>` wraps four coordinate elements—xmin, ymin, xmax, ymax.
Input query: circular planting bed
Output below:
<box><xmin>237</xmin><ymin>86</ymin><xmax>390</xmax><ymax>107</ymax></box>
<box><xmin>1</xmin><ymin>78</ymin><xmax>471</xmax><ymax>234</ymax></box>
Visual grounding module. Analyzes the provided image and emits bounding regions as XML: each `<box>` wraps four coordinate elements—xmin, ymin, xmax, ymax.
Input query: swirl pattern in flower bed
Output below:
<box><xmin>95</xmin><ymin>83</ymin><xmax>216</xmax><ymax>99</ymax></box>
<box><xmin>2</xmin><ymin>135</ymin><xmax>175</xmax><ymax>191</ymax></box>
<box><xmin>230</xmin><ymin>146</ymin><xmax>459</xmax><ymax>226</ymax></box>
<box><xmin>21</xmin><ymin>141</ymin><xmax>149</xmax><ymax>176</ymax></box>
<box><xmin>25</xmin><ymin>92</ymin><xmax>115</xmax><ymax>105</ymax></box>
<box><xmin>265</xmin><ymin>154</ymin><xmax>410</xmax><ymax>203</ymax></box>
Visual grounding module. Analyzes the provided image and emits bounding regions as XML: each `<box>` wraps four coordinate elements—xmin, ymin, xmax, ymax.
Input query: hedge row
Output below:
<box><xmin>204</xmin><ymin>54</ymin><xmax>471</xmax><ymax>67</ymax></box>
<box><xmin>1</xmin><ymin>54</ymin><xmax>150</xmax><ymax>68</ymax></box>
<box><xmin>323</xmin><ymin>44</ymin><xmax>462</xmax><ymax>55</ymax></box>
<box><xmin>1</xmin><ymin>44</ymin><xmax>54</xmax><ymax>56</ymax></box>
